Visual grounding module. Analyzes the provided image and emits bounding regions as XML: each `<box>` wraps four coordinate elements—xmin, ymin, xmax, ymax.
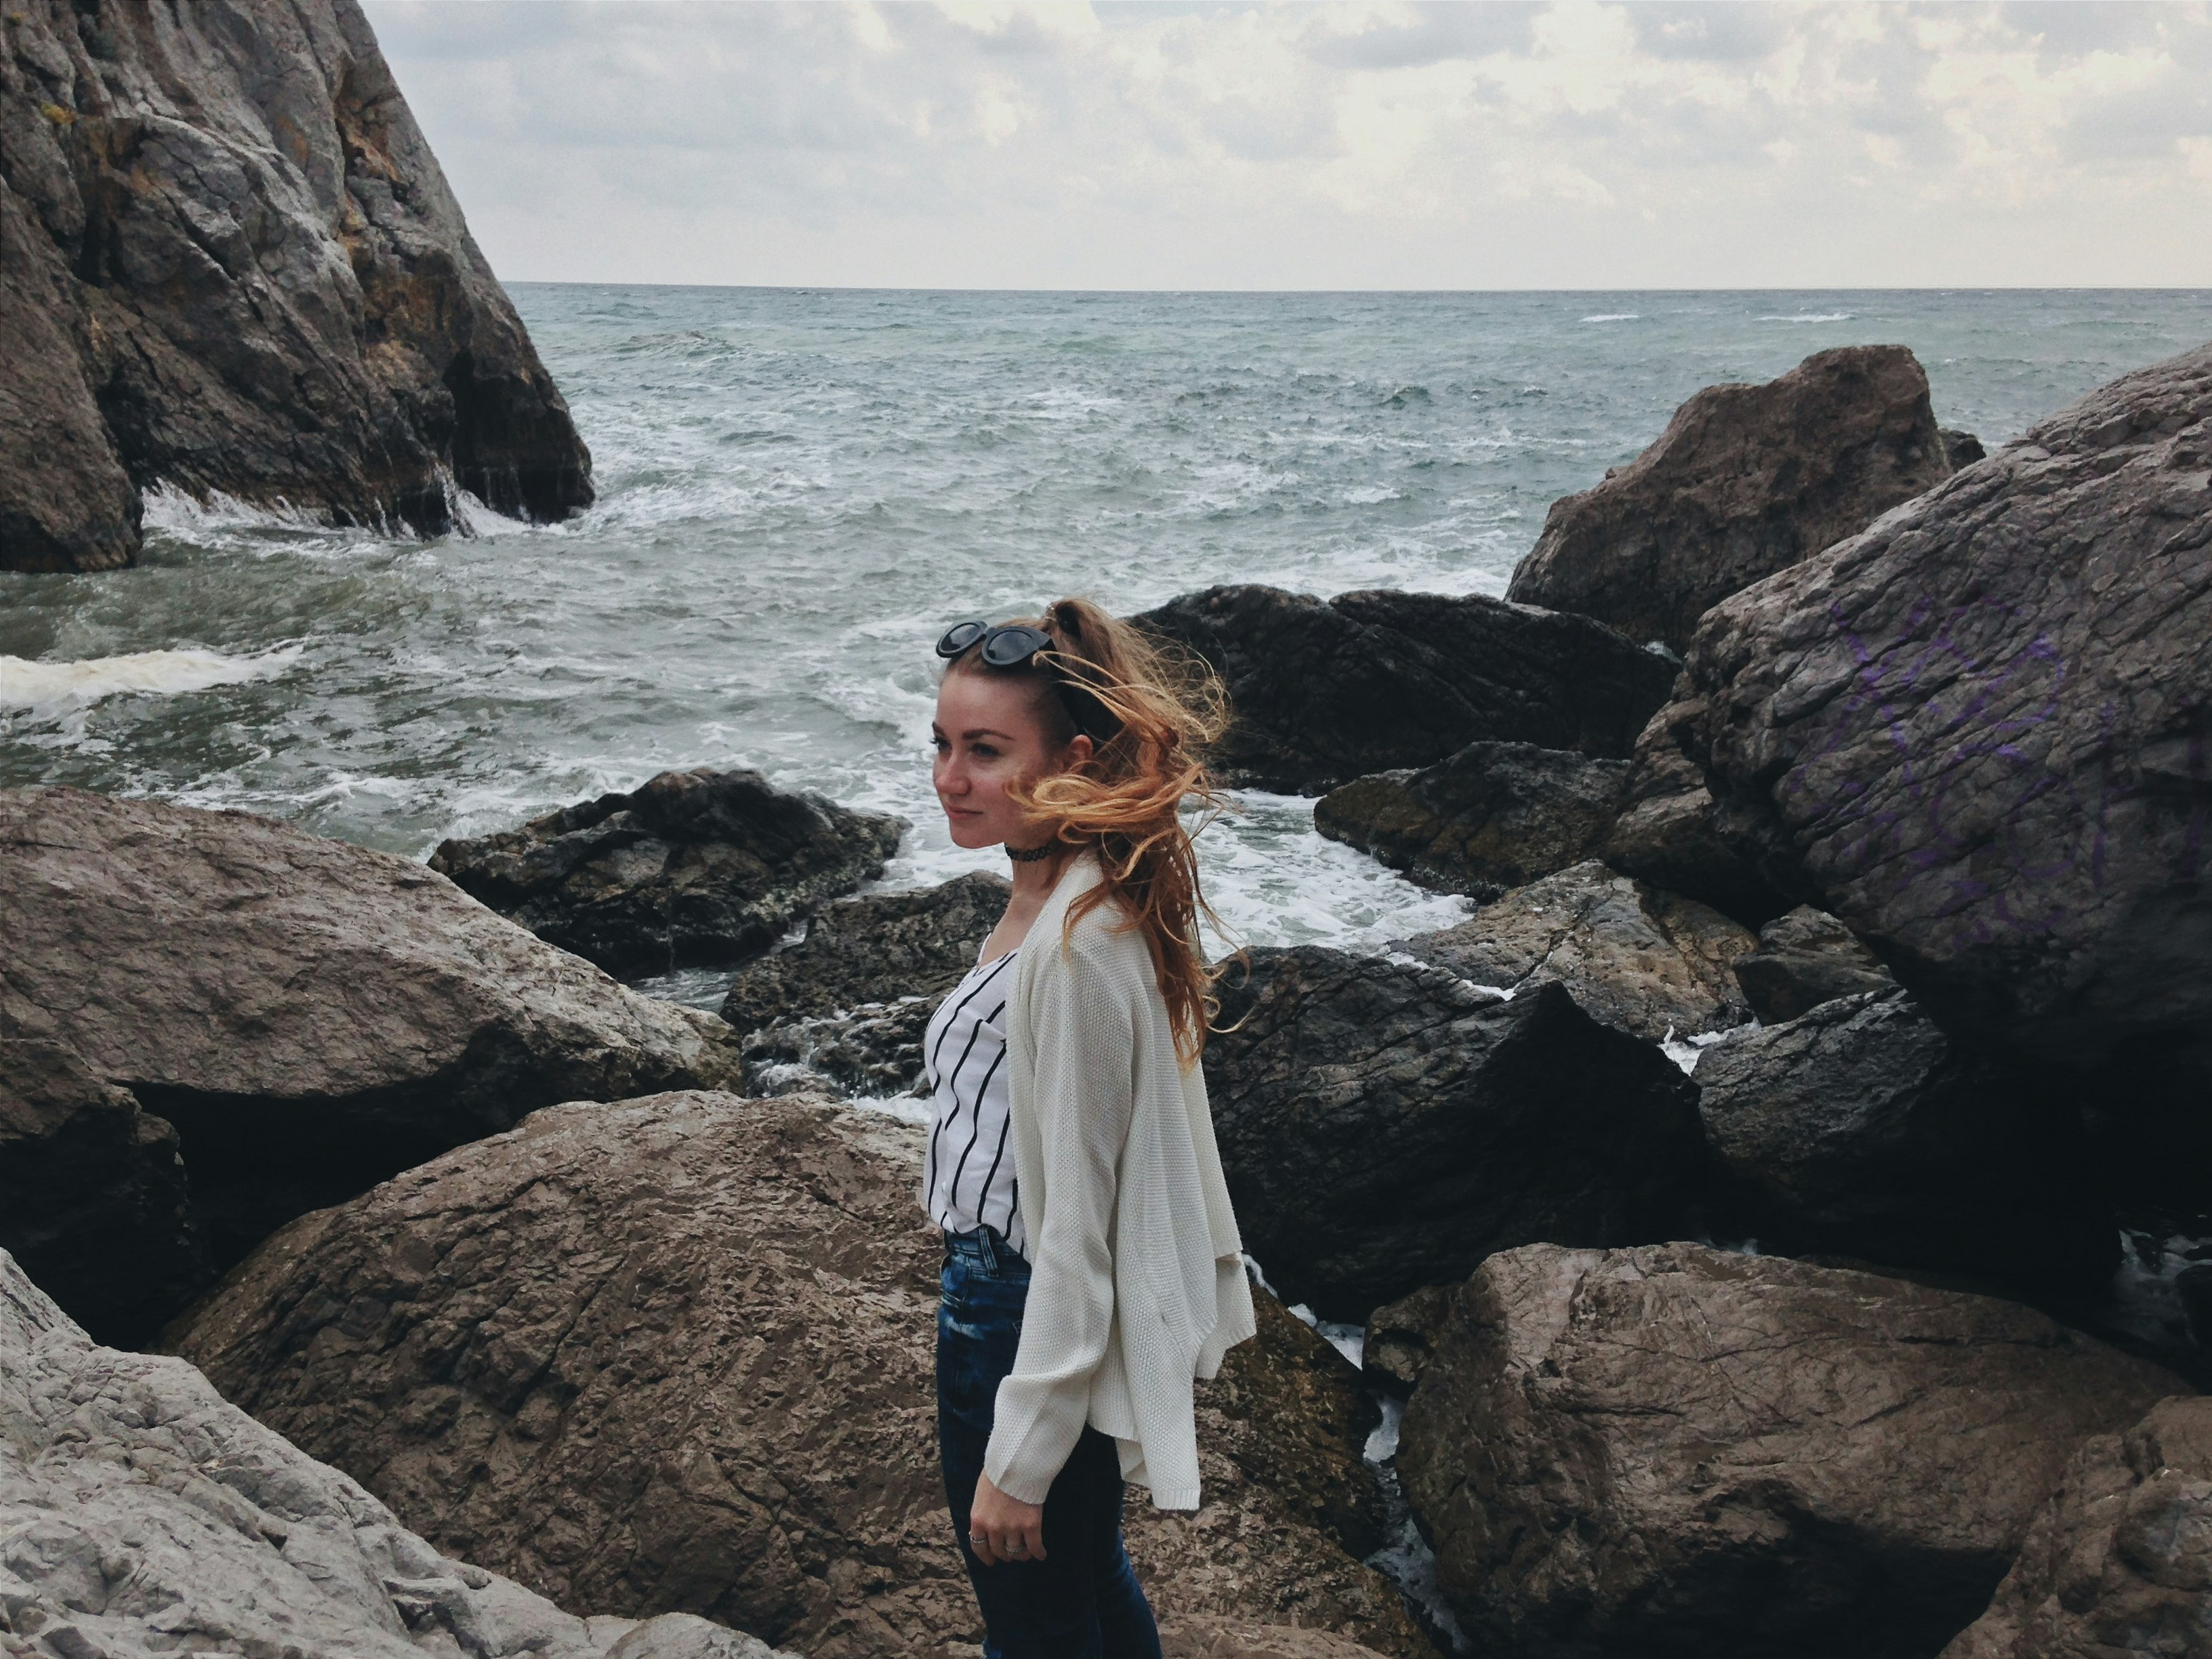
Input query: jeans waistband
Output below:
<box><xmin>943</xmin><ymin>1224</ymin><xmax>1027</xmax><ymax>1277</ymax></box>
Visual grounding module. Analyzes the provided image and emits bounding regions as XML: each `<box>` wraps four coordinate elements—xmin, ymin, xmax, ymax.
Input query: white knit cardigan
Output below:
<box><xmin>981</xmin><ymin>852</ymin><xmax>1258</xmax><ymax>1511</ymax></box>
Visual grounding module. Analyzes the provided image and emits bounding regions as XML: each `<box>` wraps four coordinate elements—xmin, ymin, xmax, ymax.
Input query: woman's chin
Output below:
<box><xmin>944</xmin><ymin>821</ymin><xmax>1004</xmax><ymax>851</ymax></box>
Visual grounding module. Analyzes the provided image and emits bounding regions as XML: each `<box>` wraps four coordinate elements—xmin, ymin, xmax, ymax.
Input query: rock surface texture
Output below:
<box><xmin>1694</xmin><ymin>989</ymin><xmax>2112</xmax><ymax>1286</ymax></box>
<box><xmin>1132</xmin><ymin>585</ymin><xmax>1675</xmax><ymax>793</ymax></box>
<box><xmin>1313</xmin><ymin>743</ymin><xmax>1628</xmax><ymax>899</ymax></box>
<box><xmin>1395</xmin><ymin>1243</ymin><xmax>2186</xmax><ymax>1659</ymax></box>
<box><xmin>1398</xmin><ymin>860</ymin><xmax>1757</xmax><ymax>1042</ymax></box>
<box><xmin>1601</xmin><ymin>699</ymin><xmax>1792</xmax><ymax>927</ymax></box>
<box><xmin>171</xmin><ymin>1092</ymin><xmax>1437</xmax><ymax>1659</ymax></box>
<box><xmin>431</xmin><ymin>769</ymin><xmax>902</xmax><ymax>979</ymax></box>
<box><xmin>1729</xmin><ymin>904</ymin><xmax>1898</xmax><ymax>1023</ymax></box>
<box><xmin>0</xmin><ymin>0</ymin><xmax>590</xmax><ymax>572</ymax></box>
<box><xmin>1506</xmin><ymin>345</ymin><xmax>1954</xmax><ymax>652</ymax></box>
<box><xmin>0</xmin><ymin>1248</ymin><xmax>790</xmax><ymax>1659</ymax></box>
<box><xmin>1205</xmin><ymin>947</ymin><xmax>1705</xmax><ymax>1319</ymax></box>
<box><xmin>1681</xmin><ymin>340</ymin><xmax>2212</xmax><ymax>1156</ymax></box>
<box><xmin>1939</xmin><ymin>1396</ymin><xmax>2212</xmax><ymax>1659</ymax></box>
<box><xmin>0</xmin><ymin>787</ymin><xmax>739</xmax><ymax>1298</ymax></box>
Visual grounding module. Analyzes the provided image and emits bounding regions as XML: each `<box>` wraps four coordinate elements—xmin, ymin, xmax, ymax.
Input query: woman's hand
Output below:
<box><xmin>968</xmin><ymin>1471</ymin><xmax>1047</xmax><ymax>1565</ymax></box>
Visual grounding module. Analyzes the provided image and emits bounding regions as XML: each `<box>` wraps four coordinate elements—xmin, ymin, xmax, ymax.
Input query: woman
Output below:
<box><xmin>924</xmin><ymin>597</ymin><xmax>1258</xmax><ymax>1658</ymax></box>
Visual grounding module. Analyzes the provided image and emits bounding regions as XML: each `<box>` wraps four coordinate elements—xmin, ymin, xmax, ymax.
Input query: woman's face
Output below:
<box><xmin>932</xmin><ymin>668</ymin><xmax>1087</xmax><ymax>850</ymax></box>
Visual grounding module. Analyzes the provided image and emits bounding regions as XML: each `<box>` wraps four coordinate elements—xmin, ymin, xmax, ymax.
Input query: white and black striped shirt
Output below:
<box><xmin>922</xmin><ymin>949</ymin><xmax>1025</xmax><ymax>1256</ymax></box>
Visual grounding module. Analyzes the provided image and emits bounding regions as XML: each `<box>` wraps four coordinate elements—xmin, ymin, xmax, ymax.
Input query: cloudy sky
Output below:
<box><xmin>359</xmin><ymin>1</ymin><xmax>2212</xmax><ymax>289</ymax></box>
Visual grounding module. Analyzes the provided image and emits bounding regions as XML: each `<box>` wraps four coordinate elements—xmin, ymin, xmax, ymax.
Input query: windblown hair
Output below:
<box><xmin>944</xmin><ymin>596</ymin><xmax>1232</xmax><ymax>1062</ymax></box>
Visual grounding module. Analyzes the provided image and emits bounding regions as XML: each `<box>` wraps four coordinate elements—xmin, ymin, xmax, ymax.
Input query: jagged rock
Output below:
<box><xmin>170</xmin><ymin>1091</ymin><xmax>1437</xmax><ymax>1659</ymax></box>
<box><xmin>0</xmin><ymin>787</ymin><xmax>740</xmax><ymax>1292</ymax></box>
<box><xmin>720</xmin><ymin>872</ymin><xmax>1008</xmax><ymax>1033</ymax></box>
<box><xmin>1313</xmin><ymin>743</ymin><xmax>1629</xmax><ymax>899</ymax></box>
<box><xmin>1681</xmin><ymin>340</ymin><xmax>2212</xmax><ymax>1186</ymax></box>
<box><xmin>1132</xmin><ymin>585</ymin><xmax>1675</xmax><ymax>793</ymax></box>
<box><xmin>739</xmin><ymin>997</ymin><xmax>937</xmax><ymax>1097</ymax></box>
<box><xmin>1942</xmin><ymin>428</ymin><xmax>1988</xmax><ymax>468</ymax></box>
<box><xmin>1397</xmin><ymin>861</ymin><xmax>1757</xmax><ymax>1042</ymax></box>
<box><xmin>1506</xmin><ymin>346</ymin><xmax>1954</xmax><ymax>652</ymax></box>
<box><xmin>1940</xmin><ymin>1396</ymin><xmax>2211</xmax><ymax>1659</ymax></box>
<box><xmin>1204</xmin><ymin>947</ymin><xmax>1705</xmax><ymax>1320</ymax></box>
<box><xmin>1163</xmin><ymin>1624</ymin><xmax>1399</xmax><ymax>1659</ymax></box>
<box><xmin>0</xmin><ymin>1248</ymin><xmax>790</xmax><ymax>1659</ymax></box>
<box><xmin>430</xmin><ymin>769</ymin><xmax>903</xmax><ymax>978</ymax></box>
<box><xmin>1359</xmin><ymin>1286</ymin><xmax>1456</xmax><ymax>1399</ymax></box>
<box><xmin>1395</xmin><ymin>1242</ymin><xmax>2187</xmax><ymax>1659</ymax></box>
<box><xmin>1696</xmin><ymin>989</ymin><xmax>2114</xmax><ymax>1286</ymax></box>
<box><xmin>1600</xmin><ymin>697</ymin><xmax>1793</xmax><ymax>927</ymax></box>
<box><xmin>1731</xmin><ymin>905</ymin><xmax>1897</xmax><ymax>1022</ymax></box>
<box><xmin>0</xmin><ymin>0</ymin><xmax>590</xmax><ymax>572</ymax></box>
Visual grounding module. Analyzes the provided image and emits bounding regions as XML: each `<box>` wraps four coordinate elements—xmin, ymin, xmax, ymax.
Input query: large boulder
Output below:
<box><xmin>1729</xmin><ymin>904</ymin><xmax>1897</xmax><ymax>1023</ymax></box>
<box><xmin>1600</xmin><ymin>697</ymin><xmax>1793</xmax><ymax>927</ymax></box>
<box><xmin>1505</xmin><ymin>346</ymin><xmax>1954</xmax><ymax>653</ymax></box>
<box><xmin>1696</xmin><ymin>989</ymin><xmax>2114</xmax><ymax>1286</ymax></box>
<box><xmin>170</xmin><ymin>1091</ymin><xmax>1437</xmax><ymax>1659</ymax></box>
<box><xmin>1397</xmin><ymin>861</ymin><xmax>1757</xmax><ymax>1042</ymax></box>
<box><xmin>0</xmin><ymin>787</ymin><xmax>741</xmax><ymax>1294</ymax></box>
<box><xmin>0</xmin><ymin>1248</ymin><xmax>789</xmax><ymax>1659</ymax></box>
<box><xmin>1313</xmin><ymin>743</ymin><xmax>1629</xmax><ymax>900</ymax></box>
<box><xmin>431</xmin><ymin>769</ymin><xmax>903</xmax><ymax>979</ymax></box>
<box><xmin>0</xmin><ymin>0</ymin><xmax>590</xmax><ymax>572</ymax></box>
<box><xmin>1132</xmin><ymin>585</ymin><xmax>1676</xmax><ymax>793</ymax></box>
<box><xmin>1940</xmin><ymin>1395</ymin><xmax>2211</xmax><ymax>1659</ymax></box>
<box><xmin>1395</xmin><ymin>1243</ymin><xmax>2187</xmax><ymax>1659</ymax></box>
<box><xmin>1204</xmin><ymin>947</ymin><xmax>1706</xmax><ymax>1320</ymax></box>
<box><xmin>1679</xmin><ymin>340</ymin><xmax>2212</xmax><ymax>1174</ymax></box>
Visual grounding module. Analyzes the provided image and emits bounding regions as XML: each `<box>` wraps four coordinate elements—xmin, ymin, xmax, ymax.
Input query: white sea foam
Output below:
<box><xmin>1580</xmin><ymin>312</ymin><xmax>1640</xmax><ymax>323</ymax></box>
<box><xmin>1757</xmin><ymin>312</ymin><xmax>1853</xmax><ymax>323</ymax></box>
<box><xmin>0</xmin><ymin>645</ymin><xmax>301</xmax><ymax>725</ymax></box>
<box><xmin>1660</xmin><ymin>1026</ymin><xmax>1732</xmax><ymax>1074</ymax></box>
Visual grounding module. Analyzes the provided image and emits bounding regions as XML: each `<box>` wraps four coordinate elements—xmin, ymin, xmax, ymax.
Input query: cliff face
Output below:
<box><xmin>0</xmin><ymin>0</ymin><xmax>591</xmax><ymax>573</ymax></box>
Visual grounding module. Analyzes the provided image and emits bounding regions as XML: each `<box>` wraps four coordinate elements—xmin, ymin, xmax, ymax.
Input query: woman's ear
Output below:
<box><xmin>1062</xmin><ymin>733</ymin><xmax>1095</xmax><ymax>772</ymax></box>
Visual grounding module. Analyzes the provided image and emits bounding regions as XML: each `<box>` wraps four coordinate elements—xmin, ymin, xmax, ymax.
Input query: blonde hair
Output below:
<box><xmin>944</xmin><ymin>596</ymin><xmax>1233</xmax><ymax>1061</ymax></box>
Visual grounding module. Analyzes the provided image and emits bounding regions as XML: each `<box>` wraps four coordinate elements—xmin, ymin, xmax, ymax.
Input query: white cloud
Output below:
<box><xmin>359</xmin><ymin>0</ymin><xmax>2212</xmax><ymax>287</ymax></box>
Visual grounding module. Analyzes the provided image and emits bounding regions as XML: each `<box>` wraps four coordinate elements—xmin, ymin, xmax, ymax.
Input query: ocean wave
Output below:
<box><xmin>1757</xmin><ymin>312</ymin><xmax>1853</xmax><ymax>323</ymax></box>
<box><xmin>0</xmin><ymin>644</ymin><xmax>302</xmax><ymax>725</ymax></box>
<box><xmin>1580</xmin><ymin>313</ymin><xmax>1640</xmax><ymax>323</ymax></box>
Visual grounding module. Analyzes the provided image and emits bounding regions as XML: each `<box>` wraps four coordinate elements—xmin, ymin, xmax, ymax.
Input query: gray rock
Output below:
<box><xmin>0</xmin><ymin>1247</ymin><xmax>790</xmax><ymax>1659</ymax></box>
<box><xmin>1205</xmin><ymin>947</ymin><xmax>1706</xmax><ymax>1320</ymax></box>
<box><xmin>1680</xmin><ymin>338</ymin><xmax>2212</xmax><ymax>1185</ymax></box>
<box><xmin>0</xmin><ymin>0</ymin><xmax>590</xmax><ymax>572</ymax></box>
<box><xmin>1730</xmin><ymin>905</ymin><xmax>1898</xmax><ymax>1023</ymax></box>
<box><xmin>1132</xmin><ymin>584</ymin><xmax>1677</xmax><ymax>794</ymax></box>
<box><xmin>1399</xmin><ymin>860</ymin><xmax>1757</xmax><ymax>1042</ymax></box>
<box><xmin>0</xmin><ymin>787</ymin><xmax>740</xmax><ymax>1300</ymax></box>
<box><xmin>1313</xmin><ymin>743</ymin><xmax>1629</xmax><ymax>899</ymax></box>
<box><xmin>1942</xmin><ymin>428</ymin><xmax>1988</xmax><ymax>468</ymax></box>
<box><xmin>1600</xmin><ymin>696</ymin><xmax>1793</xmax><ymax>927</ymax></box>
<box><xmin>739</xmin><ymin>996</ymin><xmax>939</xmax><ymax>1097</ymax></box>
<box><xmin>1939</xmin><ymin>1396</ymin><xmax>2211</xmax><ymax>1659</ymax></box>
<box><xmin>170</xmin><ymin>1091</ymin><xmax>1437</xmax><ymax>1659</ymax></box>
<box><xmin>1395</xmin><ymin>1242</ymin><xmax>2186</xmax><ymax>1659</ymax></box>
<box><xmin>1696</xmin><ymin>989</ymin><xmax>2114</xmax><ymax>1286</ymax></box>
<box><xmin>430</xmin><ymin>769</ymin><xmax>903</xmax><ymax>978</ymax></box>
<box><xmin>1506</xmin><ymin>345</ymin><xmax>1955</xmax><ymax>652</ymax></box>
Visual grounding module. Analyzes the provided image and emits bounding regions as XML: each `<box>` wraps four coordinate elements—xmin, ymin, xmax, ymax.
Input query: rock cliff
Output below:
<box><xmin>0</xmin><ymin>0</ymin><xmax>590</xmax><ymax>573</ymax></box>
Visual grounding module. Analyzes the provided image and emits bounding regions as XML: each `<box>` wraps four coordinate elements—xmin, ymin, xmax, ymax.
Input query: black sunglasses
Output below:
<box><xmin>936</xmin><ymin>620</ymin><xmax>1055</xmax><ymax>668</ymax></box>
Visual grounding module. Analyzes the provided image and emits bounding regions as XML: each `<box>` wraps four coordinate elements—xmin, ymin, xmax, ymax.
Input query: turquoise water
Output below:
<box><xmin>4</xmin><ymin>287</ymin><xmax>2209</xmax><ymax>960</ymax></box>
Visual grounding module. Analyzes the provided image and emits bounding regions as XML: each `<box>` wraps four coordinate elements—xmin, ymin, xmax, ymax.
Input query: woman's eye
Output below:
<box><xmin>972</xmin><ymin>744</ymin><xmax>1000</xmax><ymax>760</ymax></box>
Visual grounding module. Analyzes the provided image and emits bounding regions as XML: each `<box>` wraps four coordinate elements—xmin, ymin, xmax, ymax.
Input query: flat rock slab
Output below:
<box><xmin>432</xmin><ymin>769</ymin><xmax>903</xmax><ymax>978</ymax></box>
<box><xmin>0</xmin><ymin>1248</ymin><xmax>790</xmax><ymax>1659</ymax></box>
<box><xmin>1205</xmin><ymin>947</ymin><xmax>1705</xmax><ymax>1320</ymax></box>
<box><xmin>171</xmin><ymin>1091</ymin><xmax>1435</xmax><ymax>1659</ymax></box>
<box><xmin>1395</xmin><ymin>1242</ymin><xmax>2186</xmax><ymax>1659</ymax></box>
<box><xmin>1398</xmin><ymin>860</ymin><xmax>1756</xmax><ymax>1042</ymax></box>
<box><xmin>1132</xmin><ymin>585</ymin><xmax>1675</xmax><ymax>794</ymax></box>
<box><xmin>1507</xmin><ymin>345</ymin><xmax>1954</xmax><ymax>652</ymax></box>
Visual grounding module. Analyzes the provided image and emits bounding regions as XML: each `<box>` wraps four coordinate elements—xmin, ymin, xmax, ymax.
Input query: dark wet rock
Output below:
<box><xmin>171</xmin><ymin>1091</ymin><xmax>1437</xmax><ymax>1659</ymax></box>
<box><xmin>740</xmin><ymin>997</ymin><xmax>938</xmax><ymax>1098</ymax></box>
<box><xmin>0</xmin><ymin>1248</ymin><xmax>791</xmax><ymax>1659</ymax></box>
<box><xmin>1679</xmin><ymin>340</ymin><xmax>2212</xmax><ymax>1171</ymax></box>
<box><xmin>1132</xmin><ymin>585</ymin><xmax>1676</xmax><ymax>793</ymax></box>
<box><xmin>1506</xmin><ymin>345</ymin><xmax>1954</xmax><ymax>653</ymax></box>
<box><xmin>1313</xmin><ymin>743</ymin><xmax>1628</xmax><ymax>899</ymax></box>
<box><xmin>1399</xmin><ymin>860</ymin><xmax>1756</xmax><ymax>1042</ymax></box>
<box><xmin>430</xmin><ymin>769</ymin><xmax>903</xmax><ymax>979</ymax></box>
<box><xmin>1204</xmin><ymin>947</ymin><xmax>1706</xmax><ymax>1321</ymax></box>
<box><xmin>1940</xmin><ymin>1395</ymin><xmax>2212</xmax><ymax>1659</ymax></box>
<box><xmin>0</xmin><ymin>786</ymin><xmax>741</xmax><ymax>1289</ymax></box>
<box><xmin>1696</xmin><ymin>989</ymin><xmax>2114</xmax><ymax>1287</ymax></box>
<box><xmin>1162</xmin><ymin>1624</ymin><xmax>1399</xmax><ymax>1659</ymax></box>
<box><xmin>1359</xmin><ymin>1285</ymin><xmax>1456</xmax><ymax>1399</ymax></box>
<box><xmin>0</xmin><ymin>0</ymin><xmax>590</xmax><ymax>573</ymax></box>
<box><xmin>1731</xmin><ymin>904</ymin><xmax>1898</xmax><ymax>1023</ymax></box>
<box><xmin>1600</xmin><ymin>696</ymin><xmax>1794</xmax><ymax>927</ymax></box>
<box><xmin>1942</xmin><ymin>428</ymin><xmax>1988</xmax><ymax>468</ymax></box>
<box><xmin>1395</xmin><ymin>1242</ymin><xmax>2186</xmax><ymax>1659</ymax></box>
<box><xmin>720</xmin><ymin>872</ymin><xmax>1008</xmax><ymax>1033</ymax></box>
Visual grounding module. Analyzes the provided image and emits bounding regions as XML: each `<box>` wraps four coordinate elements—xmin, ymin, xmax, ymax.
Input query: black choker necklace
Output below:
<box><xmin>1005</xmin><ymin>842</ymin><xmax>1057</xmax><ymax>863</ymax></box>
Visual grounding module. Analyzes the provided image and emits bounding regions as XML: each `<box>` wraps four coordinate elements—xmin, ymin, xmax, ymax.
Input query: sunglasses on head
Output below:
<box><xmin>936</xmin><ymin>619</ymin><xmax>1055</xmax><ymax>668</ymax></box>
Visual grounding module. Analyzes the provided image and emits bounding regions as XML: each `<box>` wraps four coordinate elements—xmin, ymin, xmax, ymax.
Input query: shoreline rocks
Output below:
<box><xmin>1729</xmin><ymin>905</ymin><xmax>1897</xmax><ymax>1023</ymax></box>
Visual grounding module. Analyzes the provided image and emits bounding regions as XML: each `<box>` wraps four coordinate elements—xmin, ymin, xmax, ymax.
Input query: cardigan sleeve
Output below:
<box><xmin>982</xmin><ymin>937</ymin><xmax>1135</xmax><ymax>1505</ymax></box>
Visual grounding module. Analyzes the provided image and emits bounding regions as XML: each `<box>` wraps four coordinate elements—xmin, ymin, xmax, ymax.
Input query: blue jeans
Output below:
<box><xmin>937</xmin><ymin>1227</ymin><xmax>1164</xmax><ymax>1659</ymax></box>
